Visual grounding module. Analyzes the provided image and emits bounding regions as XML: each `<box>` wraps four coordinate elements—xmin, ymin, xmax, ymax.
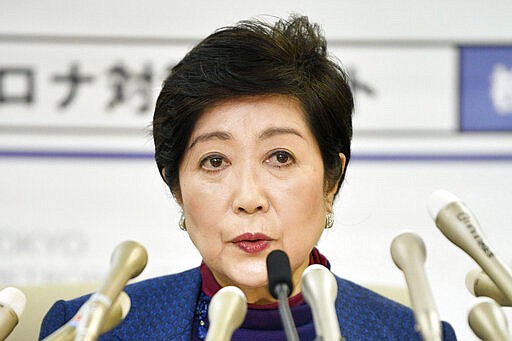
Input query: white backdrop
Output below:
<box><xmin>1</xmin><ymin>1</ymin><xmax>512</xmax><ymax>340</ymax></box>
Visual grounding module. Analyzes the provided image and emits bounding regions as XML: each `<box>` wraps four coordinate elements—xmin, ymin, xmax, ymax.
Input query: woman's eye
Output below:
<box><xmin>209</xmin><ymin>157</ymin><xmax>223</xmax><ymax>167</ymax></box>
<box><xmin>275</xmin><ymin>152</ymin><xmax>289</xmax><ymax>163</ymax></box>
<box><xmin>267</xmin><ymin>151</ymin><xmax>294</xmax><ymax>167</ymax></box>
<box><xmin>201</xmin><ymin>155</ymin><xmax>229</xmax><ymax>171</ymax></box>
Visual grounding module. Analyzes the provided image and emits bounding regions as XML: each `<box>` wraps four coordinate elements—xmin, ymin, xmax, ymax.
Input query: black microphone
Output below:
<box><xmin>266</xmin><ymin>250</ymin><xmax>299</xmax><ymax>341</ymax></box>
<box><xmin>267</xmin><ymin>250</ymin><xmax>293</xmax><ymax>298</ymax></box>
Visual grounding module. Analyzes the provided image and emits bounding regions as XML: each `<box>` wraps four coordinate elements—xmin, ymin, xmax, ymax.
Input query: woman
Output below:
<box><xmin>40</xmin><ymin>15</ymin><xmax>456</xmax><ymax>340</ymax></box>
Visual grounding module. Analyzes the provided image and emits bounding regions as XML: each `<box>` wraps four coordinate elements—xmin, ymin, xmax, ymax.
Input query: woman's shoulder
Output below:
<box><xmin>335</xmin><ymin>275</ymin><xmax>410</xmax><ymax>312</ymax></box>
<box><xmin>46</xmin><ymin>266</ymin><xmax>202</xmax><ymax>316</ymax></box>
<box><xmin>39</xmin><ymin>267</ymin><xmax>202</xmax><ymax>340</ymax></box>
<box><xmin>333</xmin><ymin>275</ymin><xmax>457</xmax><ymax>340</ymax></box>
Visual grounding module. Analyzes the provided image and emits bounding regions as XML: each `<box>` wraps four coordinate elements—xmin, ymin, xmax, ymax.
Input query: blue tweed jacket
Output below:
<box><xmin>39</xmin><ymin>267</ymin><xmax>456</xmax><ymax>340</ymax></box>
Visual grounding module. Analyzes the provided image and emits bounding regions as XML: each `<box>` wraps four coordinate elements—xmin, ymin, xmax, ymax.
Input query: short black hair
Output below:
<box><xmin>153</xmin><ymin>14</ymin><xmax>353</xmax><ymax>199</ymax></box>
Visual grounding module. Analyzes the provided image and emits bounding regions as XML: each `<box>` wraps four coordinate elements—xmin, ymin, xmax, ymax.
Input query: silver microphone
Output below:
<box><xmin>301</xmin><ymin>264</ymin><xmax>343</xmax><ymax>341</ymax></box>
<box><xmin>468</xmin><ymin>297</ymin><xmax>511</xmax><ymax>341</ymax></box>
<box><xmin>75</xmin><ymin>240</ymin><xmax>148</xmax><ymax>341</ymax></box>
<box><xmin>466</xmin><ymin>268</ymin><xmax>511</xmax><ymax>306</ymax></box>
<box><xmin>205</xmin><ymin>286</ymin><xmax>247</xmax><ymax>341</ymax></box>
<box><xmin>42</xmin><ymin>291</ymin><xmax>131</xmax><ymax>341</ymax></box>
<box><xmin>427</xmin><ymin>189</ymin><xmax>512</xmax><ymax>302</ymax></box>
<box><xmin>390</xmin><ymin>231</ymin><xmax>442</xmax><ymax>341</ymax></box>
<box><xmin>0</xmin><ymin>287</ymin><xmax>26</xmax><ymax>341</ymax></box>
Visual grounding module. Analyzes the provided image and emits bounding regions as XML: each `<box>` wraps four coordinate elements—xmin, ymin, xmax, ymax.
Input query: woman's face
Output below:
<box><xmin>177</xmin><ymin>95</ymin><xmax>339</xmax><ymax>303</ymax></box>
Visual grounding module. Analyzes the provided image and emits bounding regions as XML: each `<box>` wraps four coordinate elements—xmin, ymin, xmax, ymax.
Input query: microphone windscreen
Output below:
<box><xmin>468</xmin><ymin>297</ymin><xmax>510</xmax><ymax>341</ymax></box>
<box><xmin>0</xmin><ymin>287</ymin><xmax>26</xmax><ymax>319</ymax></box>
<box><xmin>266</xmin><ymin>250</ymin><xmax>293</xmax><ymax>299</ymax></box>
<box><xmin>427</xmin><ymin>189</ymin><xmax>459</xmax><ymax>220</ymax></box>
<box><xmin>466</xmin><ymin>268</ymin><xmax>511</xmax><ymax>306</ymax></box>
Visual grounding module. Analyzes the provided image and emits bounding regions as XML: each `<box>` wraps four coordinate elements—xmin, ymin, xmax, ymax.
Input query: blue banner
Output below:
<box><xmin>460</xmin><ymin>46</ymin><xmax>512</xmax><ymax>131</ymax></box>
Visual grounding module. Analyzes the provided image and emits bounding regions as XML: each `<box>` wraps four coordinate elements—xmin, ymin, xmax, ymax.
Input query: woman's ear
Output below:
<box><xmin>162</xmin><ymin>167</ymin><xmax>183</xmax><ymax>205</ymax></box>
<box><xmin>325</xmin><ymin>153</ymin><xmax>346</xmax><ymax>210</ymax></box>
<box><xmin>339</xmin><ymin>152</ymin><xmax>346</xmax><ymax>179</ymax></box>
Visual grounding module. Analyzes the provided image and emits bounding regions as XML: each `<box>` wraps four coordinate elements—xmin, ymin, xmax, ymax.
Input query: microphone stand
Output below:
<box><xmin>274</xmin><ymin>284</ymin><xmax>299</xmax><ymax>341</ymax></box>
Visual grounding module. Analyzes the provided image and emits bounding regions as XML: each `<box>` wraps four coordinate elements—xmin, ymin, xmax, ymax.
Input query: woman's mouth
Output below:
<box><xmin>232</xmin><ymin>233</ymin><xmax>272</xmax><ymax>254</ymax></box>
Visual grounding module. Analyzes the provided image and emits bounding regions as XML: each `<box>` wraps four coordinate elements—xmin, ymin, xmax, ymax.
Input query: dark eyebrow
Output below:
<box><xmin>259</xmin><ymin>127</ymin><xmax>305</xmax><ymax>140</ymax></box>
<box><xmin>188</xmin><ymin>131</ymin><xmax>232</xmax><ymax>150</ymax></box>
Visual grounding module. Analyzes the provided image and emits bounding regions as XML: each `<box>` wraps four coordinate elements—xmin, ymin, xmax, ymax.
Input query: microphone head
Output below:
<box><xmin>0</xmin><ymin>287</ymin><xmax>26</xmax><ymax>319</ymax></box>
<box><xmin>266</xmin><ymin>250</ymin><xmax>293</xmax><ymax>299</ymax></box>
<box><xmin>301</xmin><ymin>264</ymin><xmax>338</xmax><ymax>304</ymax></box>
<box><xmin>390</xmin><ymin>231</ymin><xmax>427</xmax><ymax>271</ymax></box>
<box><xmin>207</xmin><ymin>286</ymin><xmax>247</xmax><ymax>338</ymax></box>
<box><xmin>465</xmin><ymin>268</ymin><xmax>511</xmax><ymax>306</ymax></box>
<box><xmin>468</xmin><ymin>297</ymin><xmax>510</xmax><ymax>341</ymax></box>
<box><xmin>301</xmin><ymin>265</ymin><xmax>341</xmax><ymax>340</ymax></box>
<box><xmin>427</xmin><ymin>189</ymin><xmax>459</xmax><ymax>220</ymax></box>
<box><xmin>466</xmin><ymin>268</ymin><xmax>482</xmax><ymax>296</ymax></box>
<box><xmin>110</xmin><ymin>240</ymin><xmax>148</xmax><ymax>279</ymax></box>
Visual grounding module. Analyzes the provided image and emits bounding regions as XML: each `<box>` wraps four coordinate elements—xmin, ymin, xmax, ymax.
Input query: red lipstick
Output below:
<box><xmin>232</xmin><ymin>233</ymin><xmax>272</xmax><ymax>254</ymax></box>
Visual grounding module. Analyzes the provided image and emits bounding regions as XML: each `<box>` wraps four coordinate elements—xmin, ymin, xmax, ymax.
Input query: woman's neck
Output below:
<box><xmin>213</xmin><ymin>258</ymin><xmax>309</xmax><ymax>305</ymax></box>
<box><xmin>199</xmin><ymin>248</ymin><xmax>330</xmax><ymax>305</ymax></box>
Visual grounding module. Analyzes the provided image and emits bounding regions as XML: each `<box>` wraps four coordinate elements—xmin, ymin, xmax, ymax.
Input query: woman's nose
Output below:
<box><xmin>232</xmin><ymin>166</ymin><xmax>269</xmax><ymax>214</ymax></box>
